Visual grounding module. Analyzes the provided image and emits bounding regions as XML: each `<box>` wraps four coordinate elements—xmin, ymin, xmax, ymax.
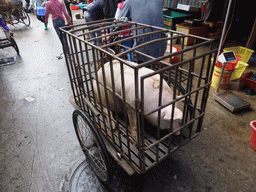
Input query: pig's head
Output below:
<box><xmin>160</xmin><ymin>105</ymin><xmax>183</xmax><ymax>135</ymax></box>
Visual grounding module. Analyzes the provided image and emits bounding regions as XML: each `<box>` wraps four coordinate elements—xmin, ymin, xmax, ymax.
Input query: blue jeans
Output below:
<box><xmin>84</xmin><ymin>10</ymin><xmax>102</xmax><ymax>46</ymax></box>
<box><xmin>53</xmin><ymin>17</ymin><xmax>67</xmax><ymax>50</ymax></box>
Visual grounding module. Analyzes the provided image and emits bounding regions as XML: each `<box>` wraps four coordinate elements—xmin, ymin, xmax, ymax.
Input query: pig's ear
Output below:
<box><xmin>173</xmin><ymin>108</ymin><xmax>183</xmax><ymax>120</ymax></box>
<box><xmin>162</xmin><ymin>107</ymin><xmax>183</xmax><ymax>121</ymax></box>
<box><xmin>162</xmin><ymin>109</ymin><xmax>173</xmax><ymax>121</ymax></box>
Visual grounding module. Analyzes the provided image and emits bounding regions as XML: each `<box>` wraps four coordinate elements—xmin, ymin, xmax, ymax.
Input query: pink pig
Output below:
<box><xmin>94</xmin><ymin>60</ymin><xmax>183</xmax><ymax>141</ymax></box>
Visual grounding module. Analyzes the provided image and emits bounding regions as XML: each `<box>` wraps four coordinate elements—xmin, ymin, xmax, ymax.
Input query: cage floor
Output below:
<box><xmin>96</xmin><ymin>113</ymin><xmax>192</xmax><ymax>174</ymax></box>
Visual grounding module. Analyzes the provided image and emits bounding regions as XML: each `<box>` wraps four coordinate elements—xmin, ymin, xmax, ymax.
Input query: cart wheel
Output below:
<box><xmin>72</xmin><ymin>109</ymin><xmax>112</xmax><ymax>185</ymax></box>
<box><xmin>10</xmin><ymin>36</ymin><xmax>20</xmax><ymax>55</ymax></box>
<box><xmin>21</xmin><ymin>9</ymin><xmax>30</xmax><ymax>26</ymax></box>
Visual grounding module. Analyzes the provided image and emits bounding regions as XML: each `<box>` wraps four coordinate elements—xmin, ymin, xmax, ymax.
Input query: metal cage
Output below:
<box><xmin>60</xmin><ymin>19</ymin><xmax>218</xmax><ymax>175</ymax></box>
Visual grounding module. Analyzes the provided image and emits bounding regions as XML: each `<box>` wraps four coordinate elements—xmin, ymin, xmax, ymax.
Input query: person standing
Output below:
<box><xmin>103</xmin><ymin>0</ymin><xmax>122</xmax><ymax>19</ymax></box>
<box><xmin>117</xmin><ymin>0</ymin><xmax>166</xmax><ymax>63</ymax></box>
<box><xmin>83</xmin><ymin>1</ymin><xmax>104</xmax><ymax>46</ymax></box>
<box><xmin>44</xmin><ymin>0</ymin><xmax>71</xmax><ymax>49</ymax></box>
<box><xmin>63</xmin><ymin>0</ymin><xmax>72</xmax><ymax>24</ymax></box>
<box><xmin>29</xmin><ymin>0</ymin><xmax>47</xmax><ymax>29</ymax></box>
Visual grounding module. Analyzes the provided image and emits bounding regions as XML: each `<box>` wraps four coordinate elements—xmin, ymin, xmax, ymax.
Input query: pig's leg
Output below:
<box><xmin>102</xmin><ymin>107</ymin><xmax>121</xmax><ymax>132</ymax></box>
<box><xmin>127</xmin><ymin>107</ymin><xmax>138</xmax><ymax>142</ymax></box>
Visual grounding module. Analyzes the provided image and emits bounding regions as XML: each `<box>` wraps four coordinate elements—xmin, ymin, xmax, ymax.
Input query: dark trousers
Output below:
<box><xmin>36</xmin><ymin>15</ymin><xmax>45</xmax><ymax>23</ymax></box>
<box><xmin>53</xmin><ymin>17</ymin><xmax>68</xmax><ymax>50</ymax></box>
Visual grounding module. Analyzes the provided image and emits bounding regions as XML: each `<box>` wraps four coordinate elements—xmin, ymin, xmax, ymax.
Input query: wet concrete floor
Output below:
<box><xmin>1</xmin><ymin>11</ymin><xmax>256</xmax><ymax>192</ymax></box>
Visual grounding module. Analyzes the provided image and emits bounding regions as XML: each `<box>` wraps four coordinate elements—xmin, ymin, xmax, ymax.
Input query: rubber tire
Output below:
<box><xmin>21</xmin><ymin>9</ymin><xmax>30</xmax><ymax>26</ymax></box>
<box><xmin>72</xmin><ymin>109</ymin><xmax>112</xmax><ymax>185</ymax></box>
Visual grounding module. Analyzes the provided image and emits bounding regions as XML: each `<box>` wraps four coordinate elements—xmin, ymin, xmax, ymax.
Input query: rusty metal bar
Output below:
<box><xmin>61</xmin><ymin>19</ymin><xmax>218</xmax><ymax>175</ymax></box>
<box><xmin>145</xmin><ymin>113</ymin><xmax>205</xmax><ymax>151</ymax></box>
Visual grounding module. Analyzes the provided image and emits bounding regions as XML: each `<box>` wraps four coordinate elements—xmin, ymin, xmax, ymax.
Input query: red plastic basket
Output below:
<box><xmin>242</xmin><ymin>72</ymin><xmax>256</xmax><ymax>91</ymax></box>
<box><xmin>250</xmin><ymin>120</ymin><xmax>256</xmax><ymax>151</ymax></box>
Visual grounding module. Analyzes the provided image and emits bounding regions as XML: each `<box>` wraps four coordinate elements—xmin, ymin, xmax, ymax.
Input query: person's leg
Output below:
<box><xmin>0</xmin><ymin>17</ymin><xmax>10</xmax><ymax>32</ymax></box>
<box><xmin>53</xmin><ymin>17</ymin><xmax>65</xmax><ymax>40</ymax></box>
<box><xmin>36</xmin><ymin>15</ymin><xmax>47</xmax><ymax>29</ymax></box>
<box><xmin>83</xmin><ymin>10</ymin><xmax>96</xmax><ymax>45</ymax></box>
<box><xmin>53</xmin><ymin>17</ymin><xmax>67</xmax><ymax>50</ymax></box>
<box><xmin>96</xmin><ymin>29</ymin><xmax>102</xmax><ymax>46</ymax></box>
<box><xmin>25</xmin><ymin>0</ymin><xmax>30</xmax><ymax>11</ymax></box>
<box><xmin>42</xmin><ymin>16</ymin><xmax>47</xmax><ymax>29</ymax></box>
<box><xmin>36</xmin><ymin>15</ymin><xmax>44</xmax><ymax>23</ymax></box>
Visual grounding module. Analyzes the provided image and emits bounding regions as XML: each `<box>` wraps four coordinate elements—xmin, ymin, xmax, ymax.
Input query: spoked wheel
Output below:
<box><xmin>72</xmin><ymin>109</ymin><xmax>112</xmax><ymax>185</ymax></box>
<box><xmin>10</xmin><ymin>36</ymin><xmax>20</xmax><ymax>55</ymax></box>
<box><xmin>21</xmin><ymin>9</ymin><xmax>30</xmax><ymax>26</ymax></box>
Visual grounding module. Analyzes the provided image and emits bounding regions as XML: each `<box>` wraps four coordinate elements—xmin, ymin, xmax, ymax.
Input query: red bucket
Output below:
<box><xmin>250</xmin><ymin>120</ymin><xmax>256</xmax><ymax>151</ymax></box>
<box><xmin>215</xmin><ymin>55</ymin><xmax>241</xmax><ymax>70</ymax></box>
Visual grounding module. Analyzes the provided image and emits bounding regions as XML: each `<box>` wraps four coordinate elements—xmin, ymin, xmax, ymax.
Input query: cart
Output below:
<box><xmin>60</xmin><ymin>18</ymin><xmax>218</xmax><ymax>188</ymax></box>
<box><xmin>0</xmin><ymin>26</ymin><xmax>19</xmax><ymax>54</ymax></box>
<box><xmin>0</xmin><ymin>0</ymin><xmax>30</xmax><ymax>26</ymax></box>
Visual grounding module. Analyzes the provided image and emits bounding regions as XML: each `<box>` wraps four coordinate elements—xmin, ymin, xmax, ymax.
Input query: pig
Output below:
<box><xmin>93</xmin><ymin>60</ymin><xmax>183</xmax><ymax>141</ymax></box>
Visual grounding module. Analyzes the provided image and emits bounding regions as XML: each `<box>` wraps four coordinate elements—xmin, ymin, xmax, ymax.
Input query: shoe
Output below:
<box><xmin>44</xmin><ymin>23</ymin><xmax>47</xmax><ymax>30</ymax></box>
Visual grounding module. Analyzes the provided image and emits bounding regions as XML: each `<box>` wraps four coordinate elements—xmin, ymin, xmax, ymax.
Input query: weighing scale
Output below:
<box><xmin>213</xmin><ymin>51</ymin><xmax>251</xmax><ymax>112</ymax></box>
<box><xmin>212</xmin><ymin>0</ymin><xmax>251</xmax><ymax>112</ymax></box>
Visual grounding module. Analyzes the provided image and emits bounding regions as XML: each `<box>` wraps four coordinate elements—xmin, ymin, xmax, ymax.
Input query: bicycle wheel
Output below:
<box><xmin>72</xmin><ymin>109</ymin><xmax>112</xmax><ymax>185</ymax></box>
<box><xmin>10</xmin><ymin>36</ymin><xmax>20</xmax><ymax>55</ymax></box>
<box><xmin>21</xmin><ymin>9</ymin><xmax>30</xmax><ymax>26</ymax></box>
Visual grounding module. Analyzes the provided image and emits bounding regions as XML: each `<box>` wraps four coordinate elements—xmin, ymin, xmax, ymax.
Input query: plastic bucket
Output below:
<box><xmin>163</xmin><ymin>45</ymin><xmax>180</xmax><ymax>64</ymax></box>
<box><xmin>250</xmin><ymin>120</ymin><xmax>256</xmax><ymax>151</ymax></box>
<box><xmin>230</xmin><ymin>61</ymin><xmax>249</xmax><ymax>80</ymax></box>
<box><xmin>211</xmin><ymin>66</ymin><xmax>233</xmax><ymax>89</ymax></box>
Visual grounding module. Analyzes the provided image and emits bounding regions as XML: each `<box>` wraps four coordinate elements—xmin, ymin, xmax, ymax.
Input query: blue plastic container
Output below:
<box><xmin>36</xmin><ymin>7</ymin><xmax>46</xmax><ymax>16</ymax></box>
<box><xmin>78</xmin><ymin>3</ymin><xmax>87</xmax><ymax>9</ymax></box>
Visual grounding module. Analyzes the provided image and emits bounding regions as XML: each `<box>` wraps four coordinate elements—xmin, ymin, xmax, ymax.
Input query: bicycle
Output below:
<box><xmin>0</xmin><ymin>1</ymin><xmax>30</xmax><ymax>26</ymax></box>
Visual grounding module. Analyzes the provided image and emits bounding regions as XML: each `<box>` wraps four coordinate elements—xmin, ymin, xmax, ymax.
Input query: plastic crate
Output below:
<box><xmin>223</xmin><ymin>46</ymin><xmax>254</xmax><ymax>63</ymax></box>
<box><xmin>230</xmin><ymin>61</ymin><xmax>248</xmax><ymax>80</ymax></box>
<box><xmin>163</xmin><ymin>10</ymin><xmax>192</xmax><ymax>30</ymax></box>
<box><xmin>36</xmin><ymin>7</ymin><xmax>45</xmax><ymax>16</ymax></box>
<box><xmin>242</xmin><ymin>72</ymin><xmax>256</xmax><ymax>91</ymax></box>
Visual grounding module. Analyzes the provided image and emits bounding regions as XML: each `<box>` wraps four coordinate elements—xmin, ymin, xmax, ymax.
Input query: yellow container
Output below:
<box><xmin>223</xmin><ymin>46</ymin><xmax>254</xmax><ymax>63</ymax></box>
<box><xmin>211</xmin><ymin>66</ymin><xmax>233</xmax><ymax>89</ymax></box>
<box><xmin>230</xmin><ymin>61</ymin><xmax>249</xmax><ymax>80</ymax></box>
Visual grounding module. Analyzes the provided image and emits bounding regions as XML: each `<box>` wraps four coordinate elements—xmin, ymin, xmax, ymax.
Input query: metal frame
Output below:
<box><xmin>0</xmin><ymin>27</ymin><xmax>19</xmax><ymax>54</ymax></box>
<box><xmin>60</xmin><ymin>19</ymin><xmax>218</xmax><ymax>175</ymax></box>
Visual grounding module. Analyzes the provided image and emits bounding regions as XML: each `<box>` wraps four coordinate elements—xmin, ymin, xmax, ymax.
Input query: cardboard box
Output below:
<box><xmin>176</xmin><ymin>24</ymin><xmax>208</xmax><ymax>45</ymax></box>
<box><xmin>207</xmin><ymin>28</ymin><xmax>223</xmax><ymax>40</ymax></box>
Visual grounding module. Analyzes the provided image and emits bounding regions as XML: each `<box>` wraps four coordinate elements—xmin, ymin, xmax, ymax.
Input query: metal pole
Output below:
<box><xmin>216</xmin><ymin>0</ymin><xmax>233</xmax><ymax>92</ymax></box>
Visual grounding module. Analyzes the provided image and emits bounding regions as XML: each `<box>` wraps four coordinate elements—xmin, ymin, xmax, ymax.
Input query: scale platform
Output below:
<box><xmin>214</xmin><ymin>92</ymin><xmax>251</xmax><ymax>112</ymax></box>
